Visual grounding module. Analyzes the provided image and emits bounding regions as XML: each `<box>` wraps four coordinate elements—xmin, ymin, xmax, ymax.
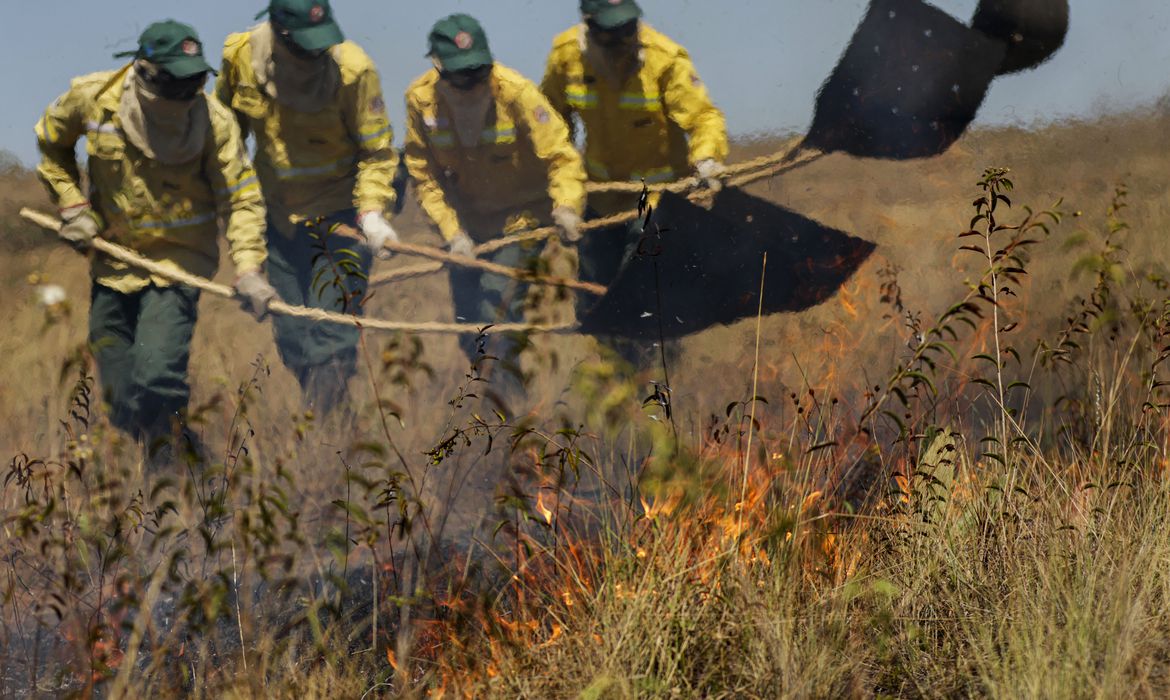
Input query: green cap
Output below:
<box><xmin>259</xmin><ymin>0</ymin><xmax>344</xmax><ymax>52</ymax></box>
<box><xmin>114</xmin><ymin>20</ymin><xmax>215</xmax><ymax>78</ymax></box>
<box><xmin>580</xmin><ymin>0</ymin><xmax>643</xmax><ymax>29</ymax></box>
<box><xmin>427</xmin><ymin>14</ymin><xmax>493</xmax><ymax>72</ymax></box>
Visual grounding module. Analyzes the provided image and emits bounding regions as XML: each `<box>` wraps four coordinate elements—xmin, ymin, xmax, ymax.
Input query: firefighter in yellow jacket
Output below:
<box><xmin>35</xmin><ymin>20</ymin><xmax>272</xmax><ymax>448</ymax></box>
<box><xmin>404</xmin><ymin>14</ymin><xmax>587</xmax><ymax>367</ymax></box>
<box><xmin>542</xmin><ymin>0</ymin><xmax>729</xmax><ymax>289</ymax></box>
<box><xmin>217</xmin><ymin>0</ymin><xmax>399</xmax><ymax>414</ymax></box>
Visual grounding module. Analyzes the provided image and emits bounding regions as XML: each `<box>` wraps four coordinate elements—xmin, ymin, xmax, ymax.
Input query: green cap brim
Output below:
<box><xmin>435</xmin><ymin>48</ymin><xmax>493</xmax><ymax>73</ymax></box>
<box><xmin>590</xmin><ymin>5</ymin><xmax>641</xmax><ymax>29</ymax></box>
<box><xmin>290</xmin><ymin>20</ymin><xmax>344</xmax><ymax>51</ymax></box>
<box><xmin>158</xmin><ymin>54</ymin><xmax>216</xmax><ymax>78</ymax></box>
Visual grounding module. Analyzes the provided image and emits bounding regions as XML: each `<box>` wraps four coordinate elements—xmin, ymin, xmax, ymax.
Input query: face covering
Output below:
<box><xmin>584</xmin><ymin>20</ymin><xmax>641</xmax><ymax>85</ymax></box>
<box><xmin>440</xmin><ymin>65</ymin><xmax>493</xmax><ymax>91</ymax></box>
<box><xmin>435</xmin><ymin>65</ymin><xmax>495</xmax><ymax>148</ymax></box>
<box><xmin>250</xmin><ymin>21</ymin><xmax>340</xmax><ymax>113</ymax></box>
<box><xmin>119</xmin><ymin>62</ymin><xmax>209</xmax><ymax>165</ymax></box>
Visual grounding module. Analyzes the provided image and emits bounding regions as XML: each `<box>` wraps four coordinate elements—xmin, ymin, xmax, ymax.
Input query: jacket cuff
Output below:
<box><xmin>357</xmin><ymin>195</ymin><xmax>392</xmax><ymax>217</ymax></box>
<box><xmin>232</xmin><ymin>252</ymin><xmax>267</xmax><ymax>277</ymax></box>
<box><xmin>438</xmin><ymin>218</ymin><xmax>463</xmax><ymax>242</ymax></box>
<box><xmin>58</xmin><ymin>200</ymin><xmax>91</xmax><ymax>220</ymax></box>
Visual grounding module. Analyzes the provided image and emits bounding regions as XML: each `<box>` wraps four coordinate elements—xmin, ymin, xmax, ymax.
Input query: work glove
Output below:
<box><xmin>234</xmin><ymin>269</ymin><xmax>278</xmax><ymax>321</ymax></box>
<box><xmin>551</xmin><ymin>206</ymin><xmax>584</xmax><ymax>244</ymax></box>
<box><xmin>447</xmin><ymin>231</ymin><xmax>475</xmax><ymax>258</ymax></box>
<box><xmin>59</xmin><ymin>206</ymin><xmax>100</xmax><ymax>251</ymax></box>
<box><xmin>358</xmin><ymin>211</ymin><xmax>400</xmax><ymax>260</ymax></box>
<box><xmin>695</xmin><ymin>159</ymin><xmax>726</xmax><ymax>193</ymax></box>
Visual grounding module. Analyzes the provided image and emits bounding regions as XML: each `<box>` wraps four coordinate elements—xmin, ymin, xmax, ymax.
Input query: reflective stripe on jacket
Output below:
<box><xmin>216</xmin><ymin>30</ymin><xmax>398</xmax><ymax>232</ymax></box>
<box><xmin>541</xmin><ymin>23</ymin><xmax>729</xmax><ymax>187</ymax></box>
<box><xmin>35</xmin><ymin>68</ymin><xmax>267</xmax><ymax>293</ymax></box>
<box><xmin>403</xmin><ymin>64</ymin><xmax>586</xmax><ymax>241</ymax></box>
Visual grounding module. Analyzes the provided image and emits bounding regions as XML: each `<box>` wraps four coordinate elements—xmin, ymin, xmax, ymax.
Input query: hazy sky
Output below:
<box><xmin>2</xmin><ymin>0</ymin><xmax>1168</xmax><ymax>166</ymax></box>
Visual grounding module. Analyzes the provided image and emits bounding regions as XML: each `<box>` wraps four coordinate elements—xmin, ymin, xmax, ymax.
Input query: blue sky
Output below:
<box><xmin>2</xmin><ymin>0</ymin><xmax>1168</xmax><ymax>165</ymax></box>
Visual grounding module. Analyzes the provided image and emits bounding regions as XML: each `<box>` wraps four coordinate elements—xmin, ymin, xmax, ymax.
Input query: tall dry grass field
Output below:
<box><xmin>2</xmin><ymin>107</ymin><xmax>1170</xmax><ymax>698</ymax></box>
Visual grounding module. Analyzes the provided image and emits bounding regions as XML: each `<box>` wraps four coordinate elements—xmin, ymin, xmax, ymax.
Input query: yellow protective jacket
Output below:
<box><xmin>35</xmin><ymin>67</ymin><xmax>267</xmax><ymax>293</ymax></box>
<box><xmin>541</xmin><ymin>23</ymin><xmax>729</xmax><ymax>191</ymax></box>
<box><xmin>216</xmin><ymin>29</ymin><xmax>397</xmax><ymax>233</ymax></box>
<box><xmin>403</xmin><ymin>64</ymin><xmax>586</xmax><ymax>242</ymax></box>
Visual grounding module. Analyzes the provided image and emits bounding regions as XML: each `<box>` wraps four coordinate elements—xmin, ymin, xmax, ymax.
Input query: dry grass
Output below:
<box><xmin>2</xmin><ymin>107</ymin><xmax>1170</xmax><ymax>698</ymax></box>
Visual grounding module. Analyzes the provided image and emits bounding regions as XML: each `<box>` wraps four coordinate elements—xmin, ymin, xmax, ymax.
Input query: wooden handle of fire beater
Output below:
<box><xmin>336</xmin><ymin>224</ymin><xmax>607</xmax><ymax>297</ymax></box>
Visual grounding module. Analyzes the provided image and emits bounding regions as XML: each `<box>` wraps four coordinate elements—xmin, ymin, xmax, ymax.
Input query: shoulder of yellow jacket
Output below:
<box><xmin>333</xmin><ymin>41</ymin><xmax>378</xmax><ymax>83</ymax></box>
<box><xmin>405</xmin><ymin>70</ymin><xmax>439</xmax><ymax>105</ymax></box>
<box><xmin>61</xmin><ymin>69</ymin><xmax>128</xmax><ymax>117</ymax></box>
<box><xmin>549</xmin><ymin>25</ymin><xmax>582</xmax><ymax>54</ymax></box>
<box><xmin>67</xmin><ymin>70</ymin><xmax>120</xmax><ymax>99</ymax></box>
<box><xmin>491</xmin><ymin>64</ymin><xmax>539</xmax><ymax>100</ymax></box>
<box><xmin>640</xmin><ymin>23</ymin><xmax>689</xmax><ymax>61</ymax></box>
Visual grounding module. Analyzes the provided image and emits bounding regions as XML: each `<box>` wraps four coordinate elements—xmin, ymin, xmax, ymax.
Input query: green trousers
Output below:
<box><xmin>576</xmin><ymin>213</ymin><xmax>678</xmax><ymax>369</ymax></box>
<box><xmin>449</xmin><ymin>244</ymin><xmax>533</xmax><ymax>368</ymax></box>
<box><xmin>89</xmin><ymin>283</ymin><xmax>199</xmax><ymax>439</ymax></box>
<box><xmin>266</xmin><ymin>210</ymin><xmax>372</xmax><ymax>414</ymax></box>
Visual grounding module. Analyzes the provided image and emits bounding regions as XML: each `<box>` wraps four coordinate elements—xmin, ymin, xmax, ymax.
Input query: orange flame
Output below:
<box><xmin>536</xmin><ymin>490</ymin><xmax>554</xmax><ymax>525</ymax></box>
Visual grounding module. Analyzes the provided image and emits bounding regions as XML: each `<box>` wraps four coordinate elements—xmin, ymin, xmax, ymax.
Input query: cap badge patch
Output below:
<box><xmin>609</xmin><ymin>0</ymin><xmax>623</xmax><ymax>4</ymax></box>
<box><xmin>370</xmin><ymin>96</ymin><xmax>386</xmax><ymax>114</ymax></box>
<box><xmin>454</xmin><ymin>31</ymin><xmax>473</xmax><ymax>50</ymax></box>
<box><xmin>181</xmin><ymin>40</ymin><xmax>199</xmax><ymax>57</ymax></box>
<box><xmin>309</xmin><ymin>5</ymin><xmax>326</xmax><ymax>23</ymax></box>
<box><xmin>534</xmin><ymin>106</ymin><xmax>550</xmax><ymax>124</ymax></box>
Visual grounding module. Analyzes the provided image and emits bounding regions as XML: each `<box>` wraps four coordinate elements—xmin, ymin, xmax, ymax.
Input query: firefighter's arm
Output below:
<box><xmin>662</xmin><ymin>50</ymin><xmax>729</xmax><ymax>166</ymax></box>
<box><xmin>215</xmin><ymin>35</ymin><xmax>250</xmax><ymax>140</ymax></box>
<box><xmin>518</xmin><ymin>85</ymin><xmax>586</xmax><ymax>216</ymax></box>
<box><xmin>206</xmin><ymin>103</ymin><xmax>267</xmax><ymax>275</ymax></box>
<box><xmin>403</xmin><ymin>94</ymin><xmax>463</xmax><ymax>241</ymax></box>
<box><xmin>539</xmin><ymin>48</ymin><xmax>576</xmax><ymax>143</ymax></box>
<box><xmin>348</xmin><ymin>68</ymin><xmax>398</xmax><ymax>215</ymax></box>
<box><xmin>34</xmin><ymin>82</ymin><xmax>91</xmax><ymax>216</ymax></box>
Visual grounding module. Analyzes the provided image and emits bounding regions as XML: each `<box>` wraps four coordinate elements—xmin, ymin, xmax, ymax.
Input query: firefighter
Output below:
<box><xmin>541</xmin><ymin>0</ymin><xmax>730</xmax><ymax>289</ymax></box>
<box><xmin>35</xmin><ymin>20</ymin><xmax>272</xmax><ymax>452</ymax></box>
<box><xmin>404</xmin><ymin>14</ymin><xmax>587</xmax><ymax>372</ymax></box>
<box><xmin>216</xmin><ymin>0</ymin><xmax>400</xmax><ymax>415</ymax></box>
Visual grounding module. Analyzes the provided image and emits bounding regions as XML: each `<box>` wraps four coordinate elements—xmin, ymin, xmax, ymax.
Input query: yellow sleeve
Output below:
<box><xmin>661</xmin><ymin>49</ymin><xmax>729</xmax><ymax>166</ymax></box>
<box><xmin>516</xmin><ymin>83</ymin><xmax>587</xmax><ymax>216</ymax></box>
<box><xmin>215</xmin><ymin>35</ymin><xmax>249</xmax><ymax>139</ymax></box>
<box><xmin>539</xmin><ymin>46</ymin><xmax>575</xmax><ymax>143</ymax></box>
<box><xmin>34</xmin><ymin>81</ymin><xmax>92</xmax><ymax>214</ymax></box>
<box><xmin>206</xmin><ymin>103</ymin><xmax>267</xmax><ymax>275</ymax></box>
<box><xmin>403</xmin><ymin>91</ymin><xmax>463</xmax><ymax>241</ymax></box>
<box><xmin>348</xmin><ymin>67</ymin><xmax>398</xmax><ymax>215</ymax></box>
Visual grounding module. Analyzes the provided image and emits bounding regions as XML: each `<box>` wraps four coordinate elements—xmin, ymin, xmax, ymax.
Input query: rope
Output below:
<box><xmin>582</xmin><ymin>139</ymin><xmax>809</xmax><ymax>195</ymax></box>
<box><xmin>337</xmin><ymin>224</ymin><xmax>606</xmax><ymax>296</ymax></box>
<box><xmin>369</xmin><ymin>142</ymin><xmax>823</xmax><ymax>288</ymax></box>
<box><xmin>371</xmin><ymin>209</ymin><xmax>639</xmax><ymax>286</ymax></box>
<box><xmin>19</xmin><ymin>208</ymin><xmax>574</xmax><ymax>336</ymax></box>
<box><xmin>19</xmin><ymin>142</ymin><xmax>824</xmax><ymax>336</ymax></box>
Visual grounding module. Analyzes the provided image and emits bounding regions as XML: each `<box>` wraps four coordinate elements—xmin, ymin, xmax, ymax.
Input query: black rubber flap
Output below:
<box><xmin>578</xmin><ymin>189</ymin><xmax>876</xmax><ymax>340</ymax></box>
<box><xmin>972</xmin><ymin>0</ymin><xmax>1069</xmax><ymax>74</ymax></box>
<box><xmin>804</xmin><ymin>0</ymin><xmax>1007</xmax><ymax>159</ymax></box>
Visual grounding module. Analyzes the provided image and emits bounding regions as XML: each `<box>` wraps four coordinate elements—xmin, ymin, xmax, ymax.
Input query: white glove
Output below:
<box><xmin>448</xmin><ymin>231</ymin><xmax>475</xmax><ymax>258</ymax></box>
<box><xmin>358</xmin><ymin>211</ymin><xmax>399</xmax><ymax>260</ymax></box>
<box><xmin>234</xmin><ymin>269</ymin><xmax>278</xmax><ymax>321</ymax></box>
<box><xmin>551</xmin><ymin>206</ymin><xmax>584</xmax><ymax>243</ymax></box>
<box><xmin>695</xmin><ymin>159</ymin><xmax>726</xmax><ymax>193</ymax></box>
<box><xmin>59</xmin><ymin>206</ymin><xmax>100</xmax><ymax>250</ymax></box>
